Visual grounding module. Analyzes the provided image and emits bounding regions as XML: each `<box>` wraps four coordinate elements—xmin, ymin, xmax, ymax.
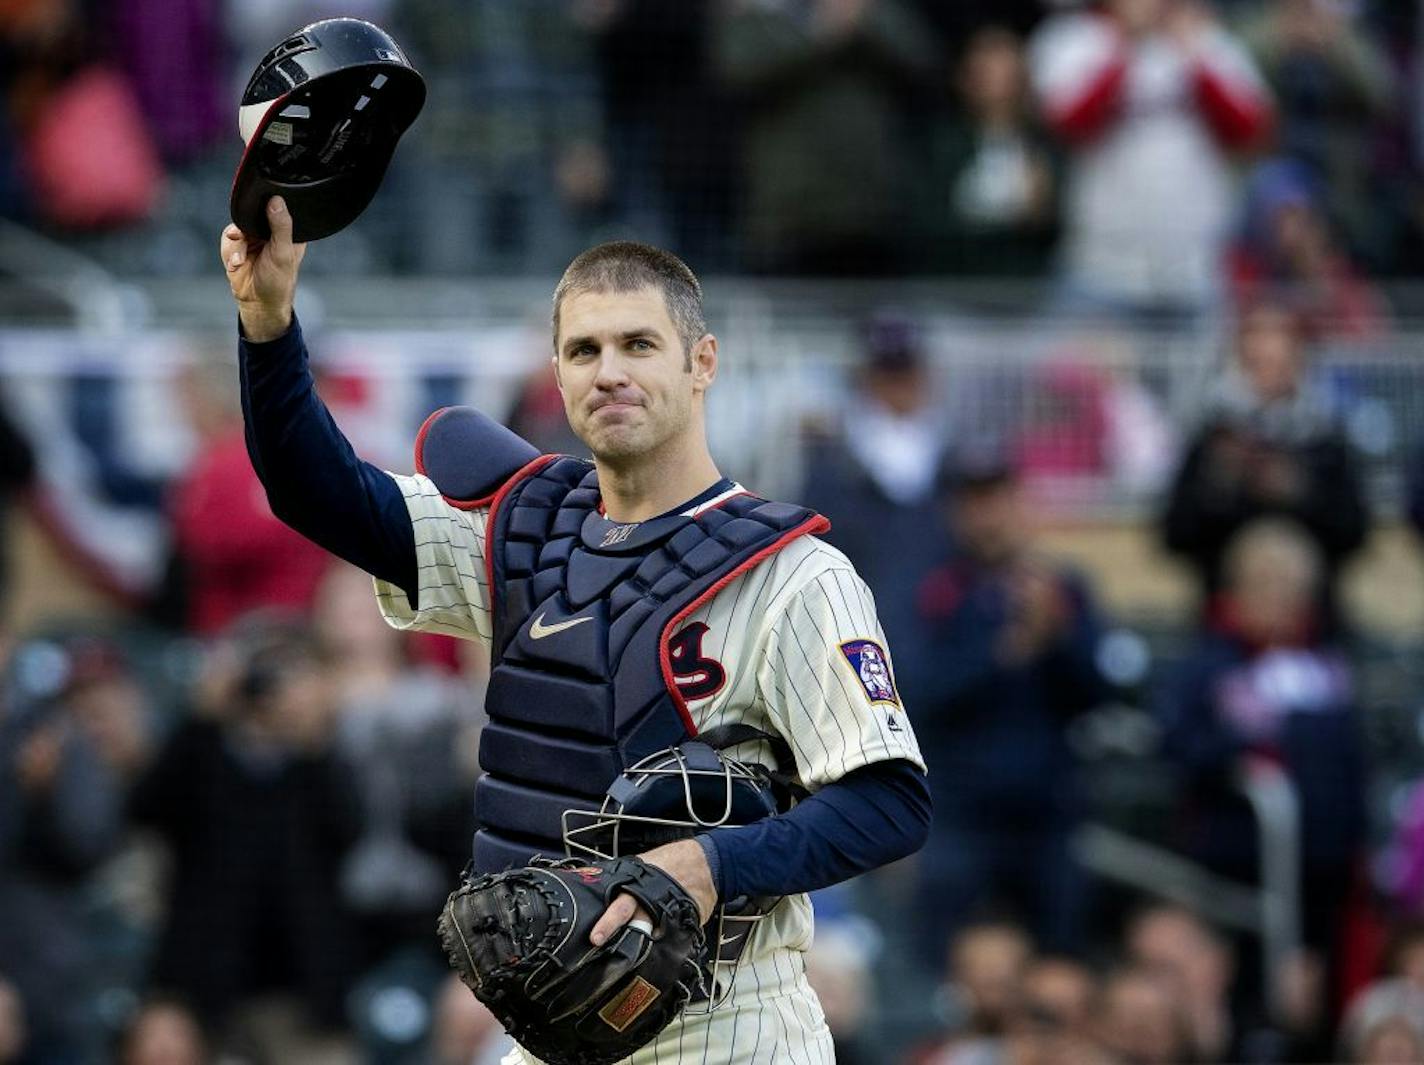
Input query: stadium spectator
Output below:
<box><xmin>1008</xmin><ymin>956</ymin><xmax>1106</xmax><ymax>1065</ymax></box>
<box><xmin>0</xmin><ymin>976</ymin><xmax>26</xmax><ymax>1065</ymax></box>
<box><xmin>0</xmin><ymin>636</ymin><xmax>123</xmax><ymax>1065</ymax></box>
<box><xmin>41</xmin><ymin>636</ymin><xmax>170</xmax><ymax>1020</ymax></box>
<box><xmin>1093</xmin><ymin>965</ymin><xmax>1195</xmax><ymax>1065</ymax></box>
<box><xmin>587</xmin><ymin>0</ymin><xmax>736</xmax><ymax>269</ymax></box>
<box><xmin>387</xmin><ymin>0</ymin><xmax>614</xmax><ymax>274</ymax></box>
<box><xmin>1010</xmin><ymin>348</ymin><xmax>1178</xmax><ymax>497</ymax></box>
<box><xmin>127</xmin><ymin>617</ymin><xmax>361</xmax><ymax>1060</ymax></box>
<box><xmin>1383</xmin><ymin>923</ymin><xmax>1424</xmax><ymax>987</ymax></box>
<box><xmin>1156</xmin><ymin>518</ymin><xmax>1368</xmax><ymax>1044</ymax></box>
<box><xmin>799</xmin><ymin>314</ymin><xmax>949</xmax><ymax>711</ymax></box>
<box><xmin>1382</xmin><ymin>777</ymin><xmax>1424</xmax><ymax>917</ymax></box>
<box><xmin>1125</xmin><ymin>902</ymin><xmax>1240</xmax><ymax>1062</ymax></box>
<box><xmin>917</xmin><ymin>26</ymin><xmax>1058</xmax><ymax>276</ymax></box>
<box><xmin>1228</xmin><ymin>159</ymin><xmax>1391</xmax><ymax>341</ymax></box>
<box><xmin>428</xmin><ymin>973</ymin><xmax>509</xmax><ymax>1065</ymax></box>
<box><xmin>913</xmin><ymin>451</ymin><xmax>1110</xmax><ymax>958</ymax></box>
<box><xmin>910</xmin><ymin>920</ymin><xmax>1033</xmax><ymax>1063</ymax></box>
<box><xmin>1340</xmin><ymin>978</ymin><xmax>1424</xmax><ymax>1063</ymax></box>
<box><xmin>104</xmin><ymin>0</ymin><xmax>228</xmax><ymax>164</ymax></box>
<box><xmin>1160</xmin><ymin>300</ymin><xmax>1369</xmax><ymax>628</ymax></box>
<box><xmin>1</xmin><ymin>0</ymin><xmax>164</xmax><ymax>231</ymax></box>
<box><xmin>59</xmin><ymin>636</ymin><xmax>152</xmax><ymax>784</ymax></box>
<box><xmin>1029</xmin><ymin>0</ymin><xmax>1272</xmax><ymax>322</ymax></box>
<box><xmin>311</xmin><ymin>562</ymin><xmax>481</xmax><ymax>966</ymax></box>
<box><xmin>944</xmin><ymin>921</ymin><xmax>1034</xmax><ymax>1038</ymax></box>
<box><xmin>166</xmin><ymin>351</ymin><xmax>331</xmax><ymax>634</ymax></box>
<box><xmin>1019</xmin><ymin>955</ymin><xmax>1096</xmax><ymax>1038</ymax></box>
<box><xmin>804</xmin><ymin>923</ymin><xmax>877</xmax><ymax>1065</ymax></box>
<box><xmin>713</xmin><ymin>0</ymin><xmax>938</xmax><ymax>274</ymax></box>
<box><xmin>1242</xmin><ymin>0</ymin><xmax>1394</xmax><ymax>262</ymax></box>
<box><xmin>505</xmin><ymin>363</ymin><xmax>587</xmax><ymax>458</ymax></box>
<box><xmin>915</xmin><ymin>928</ymin><xmax>1112</xmax><ymax>1065</ymax></box>
<box><xmin>114</xmin><ymin>996</ymin><xmax>211</xmax><ymax>1065</ymax></box>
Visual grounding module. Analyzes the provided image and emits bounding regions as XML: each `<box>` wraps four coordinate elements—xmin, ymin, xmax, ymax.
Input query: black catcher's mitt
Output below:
<box><xmin>436</xmin><ymin>857</ymin><xmax>707</xmax><ymax>1065</ymax></box>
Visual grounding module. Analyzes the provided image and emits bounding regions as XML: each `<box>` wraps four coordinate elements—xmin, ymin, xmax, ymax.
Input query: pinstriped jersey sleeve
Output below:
<box><xmin>754</xmin><ymin>553</ymin><xmax>925</xmax><ymax>790</ymax></box>
<box><xmin>372</xmin><ymin>471</ymin><xmax>492</xmax><ymax>643</ymax></box>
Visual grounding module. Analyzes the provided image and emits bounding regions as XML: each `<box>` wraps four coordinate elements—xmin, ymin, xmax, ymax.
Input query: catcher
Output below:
<box><xmin>222</xmin><ymin>196</ymin><xmax>931</xmax><ymax>1062</ymax></box>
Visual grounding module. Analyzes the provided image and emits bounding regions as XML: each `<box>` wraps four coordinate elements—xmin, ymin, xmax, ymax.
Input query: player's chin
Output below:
<box><xmin>588</xmin><ymin>432</ymin><xmax>645</xmax><ymax>463</ymax></box>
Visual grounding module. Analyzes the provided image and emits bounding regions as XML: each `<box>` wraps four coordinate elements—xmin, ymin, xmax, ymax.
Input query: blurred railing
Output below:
<box><xmin>0</xmin><ymin>276</ymin><xmax>1418</xmax><ymax>516</ymax></box>
<box><xmin>1075</xmin><ymin>759</ymin><xmax>1303</xmax><ymax>1024</ymax></box>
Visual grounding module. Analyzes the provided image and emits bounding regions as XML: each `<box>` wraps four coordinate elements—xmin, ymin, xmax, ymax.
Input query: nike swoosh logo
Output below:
<box><xmin>719</xmin><ymin>933</ymin><xmax>745</xmax><ymax>948</ymax></box>
<box><xmin>529</xmin><ymin>612</ymin><xmax>595</xmax><ymax>639</ymax></box>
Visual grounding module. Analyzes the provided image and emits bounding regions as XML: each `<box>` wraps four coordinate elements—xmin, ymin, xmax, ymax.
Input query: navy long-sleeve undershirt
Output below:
<box><xmin>240</xmin><ymin>317</ymin><xmax>417</xmax><ymax>599</ymax></box>
<box><xmin>239</xmin><ymin>318</ymin><xmax>931</xmax><ymax>899</ymax></box>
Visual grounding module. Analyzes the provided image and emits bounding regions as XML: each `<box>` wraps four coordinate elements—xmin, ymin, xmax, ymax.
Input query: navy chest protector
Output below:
<box><xmin>414</xmin><ymin>407</ymin><xmax>827</xmax><ymax>874</ymax></box>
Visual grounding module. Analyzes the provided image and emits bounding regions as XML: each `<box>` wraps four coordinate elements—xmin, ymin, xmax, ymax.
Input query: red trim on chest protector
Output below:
<box><xmin>658</xmin><ymin>514</ymin><xmax>831</xmax><ymax>735</ymax></box>
<box><xmin>412</xmin><ymin>406</ymin><xmax>445</xmax><ymax>473</ymax></box>
<box><xmin>482</xmin><ymin>454</ymin><xmax>561</xmax><ymax>623</ymax></box>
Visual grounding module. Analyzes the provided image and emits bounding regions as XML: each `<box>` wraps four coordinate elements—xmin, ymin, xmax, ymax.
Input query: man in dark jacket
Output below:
<box><xmin>914</xmin><ymin>452</ymin><xmax>1110</xmax><ymax>960</ymax></box>
<box><xmin>1156</xmin><ymin>516</ymin><xmax>1366</xmax><ymax>1053</ymax></box>
<box><xmin>0</xmin><ymin>640</ymin><xmax>122</xmax><ymax>1065</ymax></box>
<box><xmin>129</xmin><ymin>618</ymin><xmax>360</xmax><ymax>1041</ymax></box>
<box><xmin>1161</xmin><ymin>301</ymin><xmax>1369</xmax><ymax>629</ymax></box>
<box><xmin>800</xmin><ymin>315</ymin><xmax>949</xmax><ymax>713</ymax></box>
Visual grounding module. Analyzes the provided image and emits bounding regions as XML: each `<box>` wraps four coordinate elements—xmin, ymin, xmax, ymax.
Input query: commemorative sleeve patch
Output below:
<box><xmin>839</xmin><ymin>639</ymin><xmax>901</xmax><ymax>707</ymax></box>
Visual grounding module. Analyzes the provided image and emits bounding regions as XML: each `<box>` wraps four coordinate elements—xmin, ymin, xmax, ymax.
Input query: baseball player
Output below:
<box><xmin>221</xmin><ymin>197</ymin><xmax>931</xmax><ymax>1063</ymax></box>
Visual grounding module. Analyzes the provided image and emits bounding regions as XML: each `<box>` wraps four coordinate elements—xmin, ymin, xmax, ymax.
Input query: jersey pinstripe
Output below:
<box><xmin>499</xmin><ymin>944</ymin><xmax>837</xmax><ymax>1065</ymax></box>
<box><xmin>375</xmin><ymin>471</ymin><xmax>924</xmax><ymax>1063</ymax></box>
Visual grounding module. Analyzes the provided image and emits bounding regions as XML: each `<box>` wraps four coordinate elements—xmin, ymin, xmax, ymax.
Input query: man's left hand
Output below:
<box><xmin>590</xmin><ymin>838</ymin><xmax>717</xmax><ymax>945</ymax></box>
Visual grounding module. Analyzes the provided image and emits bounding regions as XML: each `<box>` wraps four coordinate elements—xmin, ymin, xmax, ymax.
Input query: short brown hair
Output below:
<box><xmin>552</xmin><ymin>241</ymin><xmax>706</xmax><ymax>359</ymax></box>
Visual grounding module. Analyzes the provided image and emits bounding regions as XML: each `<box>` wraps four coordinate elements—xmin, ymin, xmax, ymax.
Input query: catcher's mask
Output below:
<box><xmin>563</xmin><ymin>724</ymin><xmax>803</xmax><ymax>1012</ymax></box>
<box><xmin>231</xmin><ymin>17</ymin><xmax>425</xmax><ymax>242</ymax></box>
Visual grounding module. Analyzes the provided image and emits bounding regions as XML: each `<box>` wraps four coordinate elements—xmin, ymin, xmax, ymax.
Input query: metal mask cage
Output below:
<box><xmin>562</xmin><ymin>744</ymin><xmax>787</xmax><ymax>1012</ymax></box>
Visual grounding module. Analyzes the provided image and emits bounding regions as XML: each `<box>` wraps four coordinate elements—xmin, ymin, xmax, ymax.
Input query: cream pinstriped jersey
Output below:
<box><xmin>374</xmin><ymin>471</ymin><xmax>924</xmax><ymax>1063</ymax></box>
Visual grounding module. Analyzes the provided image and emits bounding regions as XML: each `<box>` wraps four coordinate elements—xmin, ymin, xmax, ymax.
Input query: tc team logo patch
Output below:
<box><xmin>839</xmin><ymin>639</ymin><xmax>900</xmax><ymax>707</ymax></box>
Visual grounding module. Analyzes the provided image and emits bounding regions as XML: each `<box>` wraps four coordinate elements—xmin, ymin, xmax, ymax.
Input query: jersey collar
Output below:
<box><xmin>581</xmin><ymin>477</ymin><xmax>743</xmax><ymax>554</ymax></box>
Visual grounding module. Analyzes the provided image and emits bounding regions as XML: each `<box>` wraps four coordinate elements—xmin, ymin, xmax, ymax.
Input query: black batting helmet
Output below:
<box><xmin>231</xmin><ymin>18</ymin><xmax>425</xmax><ymax>242</ymax></box>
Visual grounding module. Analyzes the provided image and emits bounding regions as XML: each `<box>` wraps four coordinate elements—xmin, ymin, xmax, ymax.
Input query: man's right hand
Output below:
<box><xmin>220</xmin><ymin>195</ymin><xmax>306</xmax><ymax>342</ymax></box>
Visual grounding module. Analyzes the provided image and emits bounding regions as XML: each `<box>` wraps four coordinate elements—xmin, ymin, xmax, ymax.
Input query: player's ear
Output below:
<box><xmin>551</xmin><ymin>352</ymin><xmax>563</xmax><ymax>391</ymax></box>
<box><xmin>689</xmin><ymin>334</ymin><xmax>717</xmax><ymax>394</ymax></box>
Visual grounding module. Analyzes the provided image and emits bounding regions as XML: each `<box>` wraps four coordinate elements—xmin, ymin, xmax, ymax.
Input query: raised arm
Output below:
<box><xmin>220</xmin><ymin>197</ymin><xmax>419</xmax><ymax>598</ymax></box>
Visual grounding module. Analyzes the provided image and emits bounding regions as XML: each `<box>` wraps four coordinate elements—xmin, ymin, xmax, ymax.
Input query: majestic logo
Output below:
<box><xmin>668</xmin><ymin>622</ymin><xmax>726</xmax><ymax>700</ymax></box>
<box><xmin>839</xmin><ymin>639</ymin><xmax>900</xmax><ymax>707</ymax></box>
<box><xmin>529</xmin><ymin>612</ymin><xmax>595</xmax><ymax>639</ymax></box>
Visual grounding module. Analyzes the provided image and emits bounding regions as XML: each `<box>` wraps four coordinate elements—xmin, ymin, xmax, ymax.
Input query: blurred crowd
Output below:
<box><xmin>3</xmin><ymin>0</ymin><xmax>1424</xmax><ymax>1064</ymax></box>
<box><xmin>0</xmin><ymin>291</ymin><xmax>1421</xmax><ymax>1065</ymax></box>
<box><xmin>0</xmin><ymin>0</ymin><xmax>1420</xmax><ymax>306</ymax></box>
<box><xmin>794</xmin><ymin>306</ymin><xmax>1424</xmax><ymax>1064</ymax></box>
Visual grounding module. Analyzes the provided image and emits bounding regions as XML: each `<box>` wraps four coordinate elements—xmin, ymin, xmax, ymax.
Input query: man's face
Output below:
<box><xmin>1238</xmin><ymin>306</ymin><xmax>1303</xmax><ymax>403</ymax></box>
<box><xmin>1229</xmin><ymin>549</ymin><xmax>1314</xmax><ymax>644</ymax></box>
<box><xmin>1097</xmin><ymin>975</ymin><xmax>1183</xmax><ymax>1065</ymax></box>
<box><xmin>553</xmin><ymin>286</ymin><xmax>714</xmax><ymax>464</ymax></box>
<box><xmin>951</xmin><ymin>480</ymin><xmax>1026</xmax><ymax>566</ymax></box>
